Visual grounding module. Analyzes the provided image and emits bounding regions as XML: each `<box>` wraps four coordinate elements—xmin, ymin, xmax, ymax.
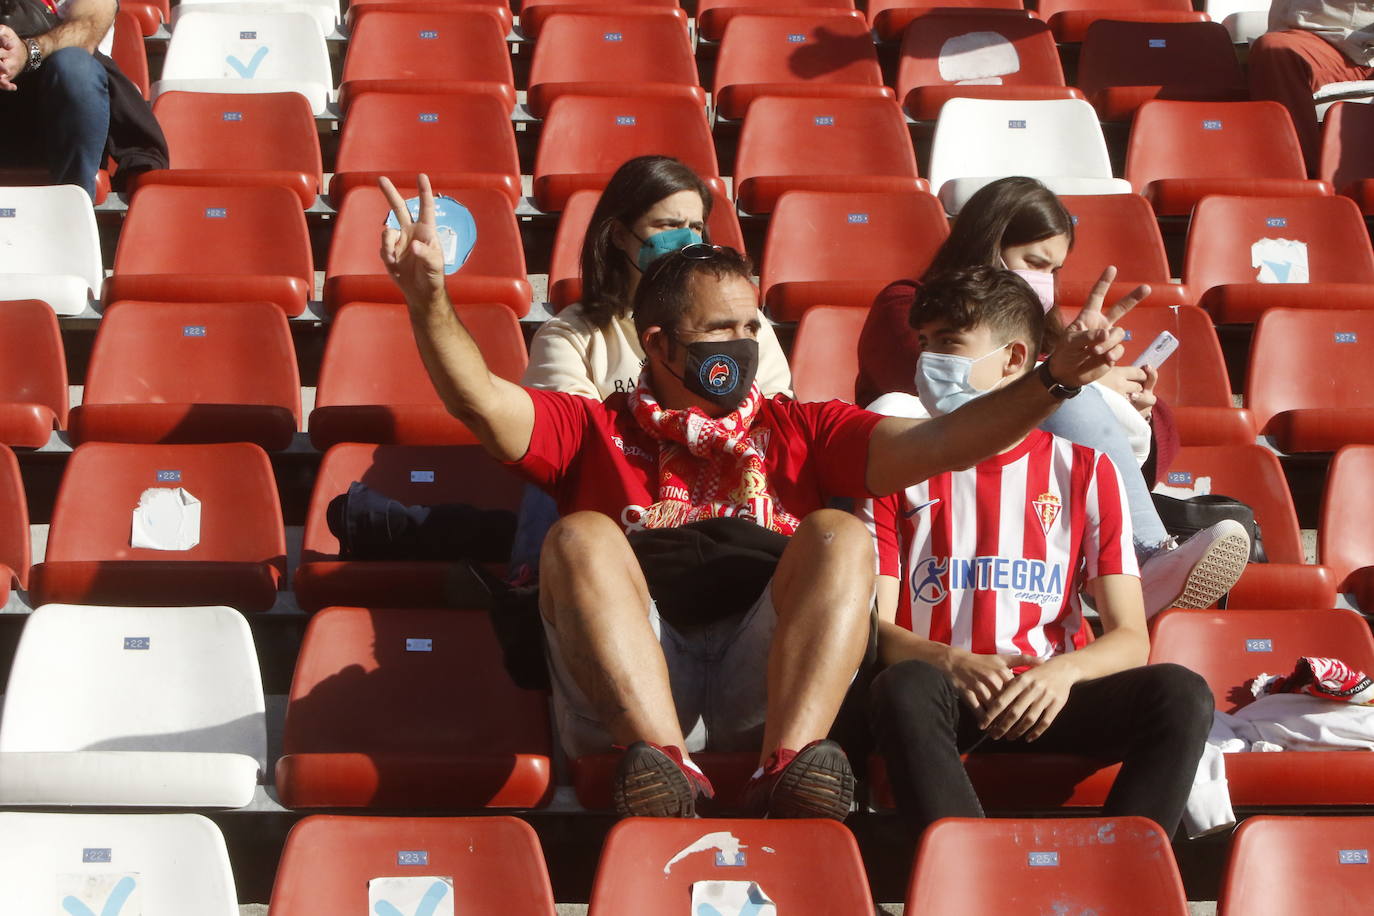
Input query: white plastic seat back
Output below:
<box><xmin>154</xmin><ymin>10</ymin><xmax>332</xmax><ymax>115</ymax></box>
<box><xmin>0</xmin><ymin>812</ymin><xmax>238</xmax><ymax>915</ymax></box>
<box><xmin>929</xmin><ymin>97</ymin><xmax>1132</xmax><ymax>213</ymax></box>
<box><xmin>1205</xmin><ymin>0</ymin><xmax>1270</xmax><ymax>42</ymax></box>
<box><xmin>0</xmin><ymin>604</ymin><xmax>266</xmax><ymax>806</ymax></box>
<box><xmin>0</xmin><ymin>185</ymin><xmax>102</xmax><ymax>316</ymax></box>
<box><xmin>171</xmin><ymin>0</ymin><xmax>339</xmax><ymax>37</ymax></box>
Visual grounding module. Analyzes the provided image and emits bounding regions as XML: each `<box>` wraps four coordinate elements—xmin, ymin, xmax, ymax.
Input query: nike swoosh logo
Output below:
<box><xmin>902</xmin><ymin>498</ymin><xmax>940</xmax><ymax>518</ymax></box>
<box><xmin>226</xmin><ymin>46</ymin><xmax>269</xmax><ymax>78</ymax></box>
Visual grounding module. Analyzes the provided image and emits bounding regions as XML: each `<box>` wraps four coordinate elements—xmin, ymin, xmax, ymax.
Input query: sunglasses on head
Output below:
<box><xmin>680</xmin><ymin>242</ymin><xmax>729</xmax><ymax>260</ymax></box>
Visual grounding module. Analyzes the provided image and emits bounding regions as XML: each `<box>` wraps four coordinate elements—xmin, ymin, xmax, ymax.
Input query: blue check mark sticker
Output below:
<box><xmin>902</xmin><ymin>498</ymin><xmax>940</xmax><ymax>519</ymax></box>
<box><xmin>62</xmin><ymin>876</ymin><xmax>137</xmax><ymax>916</ymax></box>
<box><xmin>698</xmin><ymin>900</ymin><xmax>767</xmax><ymax>916</ymax></box>
<box><xmin>226</xmin><ymin>46</ymin><xmax>268</xmax><ymax>78</ymax></box>
<box><xmin>374</xmin><ymin>880</ymin><xmax>450</xmax><ymax>916</ymax></box>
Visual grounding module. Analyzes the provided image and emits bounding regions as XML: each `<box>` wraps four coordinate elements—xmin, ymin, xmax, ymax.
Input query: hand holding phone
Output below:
<box><xmin>1132</xmin><ymin>331</ymin><xmax>1179</xmax><ymax>370</ymax></box>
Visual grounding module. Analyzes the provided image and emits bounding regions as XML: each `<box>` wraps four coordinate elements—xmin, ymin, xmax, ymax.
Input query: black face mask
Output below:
<box><xmin>674</xmin><ymin>336</ymin><xmax>760</xmax><ymax>411</ymax></box>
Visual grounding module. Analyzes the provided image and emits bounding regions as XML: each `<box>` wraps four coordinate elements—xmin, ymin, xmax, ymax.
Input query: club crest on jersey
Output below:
<box><xmin>1032</xmin><ymin>492</ymin><xmax>1061</xmax><ymax>534</ymax></box>
<box><xmin>701</xmin><ymin>354</ymin><xmax>740</xmax><ymax>394</ymax></box>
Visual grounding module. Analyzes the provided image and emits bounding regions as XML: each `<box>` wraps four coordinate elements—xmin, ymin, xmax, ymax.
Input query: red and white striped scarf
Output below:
<box><xmin>627</xmin><ymin>372</ymin><xmax>799</xmax><ymax>535</ymax></box>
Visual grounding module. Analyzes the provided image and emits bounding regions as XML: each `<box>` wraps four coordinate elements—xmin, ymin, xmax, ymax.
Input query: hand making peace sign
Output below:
<box><xmin>1043</xmin><ymin>266</ymin><xmax>1150</xmax><ymax>389</ymax></box>
<box><xmin>379</xmin><ymin>174</ymin><xmax>447</xmax><ymax>309</ymax></box>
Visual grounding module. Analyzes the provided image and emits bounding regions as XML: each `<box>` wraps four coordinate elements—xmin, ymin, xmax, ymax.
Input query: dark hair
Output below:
<box><xmin>580</xmin><ymin>156</ymin><xmax>714</xmax><ymax>329</ymax></box>
<box><xmin>912</xmin><ymin>266</ymin><xmax>1046</xmax><ymax>369</ymax></box>
<box><xmin>632</xmin><ymin>245</ymin><xmax>754</xmax><ymax>349</ymax></box>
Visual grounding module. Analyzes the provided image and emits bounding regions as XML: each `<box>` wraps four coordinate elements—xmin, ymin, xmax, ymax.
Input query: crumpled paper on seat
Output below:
<box><xmin>131</xmin><ymin>487</ymin><xmax>201</xmax><ymax>551</ymax></box>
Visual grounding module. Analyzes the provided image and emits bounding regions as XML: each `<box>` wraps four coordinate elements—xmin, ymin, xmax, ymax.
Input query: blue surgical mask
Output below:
<box><xmin>635</xmin><ymin>227</ymin><xmax>704</xmax><ymax>271</ymax></box>
<box><xmin>916</xmin><ymin>343</ymin><xmax>1011</xmax><ymax>417</ymax></box>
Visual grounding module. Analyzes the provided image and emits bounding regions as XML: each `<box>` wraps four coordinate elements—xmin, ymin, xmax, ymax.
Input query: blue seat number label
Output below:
<box><xmin>1246</xmin><ymin>639</ymin><xmax>1273</xmax><ymax>652</ymax></box>
<box><xmin>397</xmin><ymin>850</ymin><xmax>429</xmax><ymax>866</ymax></box>
<box><xmin>157</xmin><ymin>470</ymin><xmax>181</xmax><ymax>482</ymax></box>
<box><xmin>1028</xmin><ymin>851</ymin><xmax>1059</xmax><ymax>867</ymax></box>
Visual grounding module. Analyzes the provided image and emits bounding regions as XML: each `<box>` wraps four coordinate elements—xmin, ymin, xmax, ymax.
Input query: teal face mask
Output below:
<box><xmin>635</xmin><ymin>227</ymin><xmax>704</xmax><ymax>271</ymax></box>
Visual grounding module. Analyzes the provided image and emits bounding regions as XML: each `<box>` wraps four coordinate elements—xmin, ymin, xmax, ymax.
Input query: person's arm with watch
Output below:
<box><xmin>0</xmin><ymin>0</ymin><xmax>115</xmax><ymax>91</ymax></box>
<box><xmin>866</xmin><ymin>266</ymin><xmax>1148</xmax><ymax>496</ymax></box>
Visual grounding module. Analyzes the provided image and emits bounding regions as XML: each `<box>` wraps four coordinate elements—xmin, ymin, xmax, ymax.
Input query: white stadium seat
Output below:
<box><xmin>0</xmin><ymin>185</ymin><xmax>102</xmax><ymax>317</ymax></box>
<box><xmin>170</xmin><ymin>0</ymin><xmax>340</xmax><ymax>37</ymax></box>
<box><xmin>1205</xmin><ymin>0</ymin><xmax>1270</xmax><ymax>43</ymax></box>
<box><xmin>0</xmin><ymin>604</ymin><xmax>265</xmax><ymax>807</ymax></box>
<box><xmin>0</xmin><ymin>813</ymin><xmax>238</xmax><ymax>915</ymax></box>
<box><xmin>928</xmin><ymin>97</ymin><xmax>1133</xmax><ymax>214</ymax></box>
<box><xmin>154</xmin><ymin>10</ymin><xmax>332</xmax><ymax>115</ymax></box>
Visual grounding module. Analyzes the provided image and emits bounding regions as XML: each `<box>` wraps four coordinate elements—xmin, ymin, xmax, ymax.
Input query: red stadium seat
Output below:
<box><xmin>548</xmin><ymin>186</ymin><xmax>745</xmax><ymax>309</ymax></box>
<box><xmin>344</xmin><ymin>0</ymin><xmax>512</xmax><ymax>35</ymax></box>
<box><xmin>587</xmin><ymin>818</ymin><xmax>874</xmax><ymax>914</ymax></box>
<box><xmin>121</xmin><ymin>0</ymin><xmax>165</xmax><ymax>34</ymax></box>
<box><xmin>339</xmin><ymin>8</ymin><xmax>515</xmax><ymax>113</ymax></box>
<box><xmin>1320</xmin><ymin>446</ymin><xmax>1374</xmax><ymax>608</ymax></box>
<box><xmin>697</xmin><ymin>0</ymin><xmax>855</xmax><ymax>41</ymax></box>
<box><xmin>1077</xmin><ymin>20</ymin><xmax>1246</xmax><ymax>120</ymax></box>
<box><xmin>760</xmin><ymin>189</ymin><xmax>948</xmax><ymax>319</ymax></box>
<box><xmin>1321</xmin><ymin>101</ymin><xmax>1374</xmax><ymax>215</ymax></box>
<box><xmin>310</xmin><ymin>302</ymin><xmax>527</xmax><ymax>449</ymax></box>
<box><xmin>908</xmin><ymin>817</ymin><xmax>1188</xmax><ymax>913</ymax></box>
<box><xmin>332</xmin><ymin>92</ymin><xmax>521</xmax><ymax>206</ymax></box>
<box><xmin>714</xmin><ymin>12</ymin><xmax>892</xmax><ymax>121</ymax></box>
<box><xmin>897</xmin><ymin>12</ymin><xmax>1082</xmax><ymax>121</ymax></box>
<box><xmin>1125</xmin><ymin>100</ymin><xmax>1333</xmax><ymax>216</ymax></box>
<box><xmin>1150</xmin><ymin>607</ymin><xmax>1374</xmax><ymax>804</ymax></box>
<box><xmin>0</xmin><ymin>299</ymin><xmax>67</xmax><ymax>449</ymax></box>
<box><xmin>735</xmin><ymin>96</ymin><xmax>925</xmax><ymax>214</ymax></box>
<box><xmin>1220</xmin><ymin>816</ymin><xmax>1374</xmax><ymax>916</ymax></box>
<box><xmin>1246</xmin><ymin>308</ymin><xmax>1374</xmax><ymax>452</ymax></box>
<box><xmin>28</xmin><ymin>442</ymin><xmax>286</xmax><ymax>611</ymax></box>
<box><xmin>324</xmin><ymin>185</ymin><xmax>531</xmax><ymax>316</ymax></box>
<box><xmin>527</xmin><ymin>12</ymin><xmax>702</xmax><ymax>118</ymax></box>
<box><xmin>138</xmin><ymin>92</ymin><xmax>322</xmax><ymax>208</ymax></box>
<box><xmin>294</xmin><ymin>443</ymin><xmax>524</xmax><ymax>612</ymax></box>
<box><xmin>518</xmin><ymin>0</ymin><xmax>682</xmax><ymax>40</ymax></box>
<box><xmin>1036</xmin><ymin>0</ymin><xmax>1206</xmax><ymax>42</ymax></box>
<box><xmin>275</xmin><ymin>606</ymin><xmax>553</xmax><ymax>809</ymax></box>
<box><xmin>0</xmin><ymin>445</ymin><xmax>28</xmax><ymax>605</ymax></box>
<box><xmin>790</xmin><ymin>305</ymin><xmax>867</xmax><ymax>402</ymax></box>
<box><xmin>870</xmin><ymin>0</ymin><xmax>1028</xmax><ymax>43</ymax></box>
<box><xmin>111</xmin><ymin>9</ymin><xmax>150</xmax><ymax>99</ymax></box>
<box><xmin>1056</xmin><ymin>192</ymin><xmax>1188</xmax><ymax>307</ymax></box>
<box><xmin>105</xmin><ymin>184</ymin><xmax>313</xmax><ymax>317</ymax></box>
<box><xmin>269</xmin><ymin>815</ymin><xmax>556</xmax><ymax>915</ymax></box>
<box><xmin>1183</xmin><ymin>195</ymin><xmax>1374</xmax><ymax>323</ymax></box>
<box><xmin>68</xmin><ymin>301</ymin><xmax>300</xmax><ymax>450</ymax></box>
<box><xmin>533</xmin><ymin>95</ymin><xmax>720</xmax><ymax>212</ymax></box>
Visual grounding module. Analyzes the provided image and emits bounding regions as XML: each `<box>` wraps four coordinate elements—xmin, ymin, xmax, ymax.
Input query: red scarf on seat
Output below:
<box><xmin>627</xmin><ymin>372</ymin><xmax>800</xmax><ymax>535</ymax></box>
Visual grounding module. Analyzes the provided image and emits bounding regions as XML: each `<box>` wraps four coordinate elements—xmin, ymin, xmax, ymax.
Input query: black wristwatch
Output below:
<box><xmin>1036</xmin><ymin>362</ymin><xmax>1081</xmax><ymax>400</ymax></box>
<box><xmin>24</xmin><ymin>38</ymin><xmax>42</xmax><ymax>72</ymax></box>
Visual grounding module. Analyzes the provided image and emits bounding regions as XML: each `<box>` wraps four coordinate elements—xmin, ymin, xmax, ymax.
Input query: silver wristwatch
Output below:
<box><xmin>24</xmin><ymin>38</ymin><xmax>43</xmax><ymax>72</ymax></box>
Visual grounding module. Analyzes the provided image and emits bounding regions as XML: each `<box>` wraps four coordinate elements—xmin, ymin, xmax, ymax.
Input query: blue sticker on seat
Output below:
<box><xmin>0</xmin><ymin>209</ymin><xmax>14</xmax><ymax>218</ymax></box>
<box><xmin>848</xmin><ymin>213</ymin><xmax>869</xmax><ymax>224</ymax></box>
<box><xmin>1071</xmin><ymin>214</ymin><xmax>1079</xmax><ymax>225</ymax></box>
<box><xmin>1203</xmin><ymin>120</ymin><xmax>1223</xmax><ymax>130</ymax></box>
<box><xmin>603</xmin><ymin>31</ymin><xmax>622</xmax><ymax>41</ymax></box>
<box><xmin>83</xmin><ymin>848</ymin><xmax>112</xmax><ymax>863</ymax></box>
<box><xmin>1266</xmin><ymin>217</ymin><xmax>1287</xmax><ymax>228</ymax></box>
<box><xmin>788</xmin><ymin>33</ymin><xmax>806</xmax><ymax>42</ymax></box>
<box><xmin>419</xmin><ymin>29</ymin><xmax>438</xmax><ymax>39</ymax></box>
<box><xmin>239</xmin><ymin>30</ymin><xmax>256</xmax><ymax>39</ymax></box>
<box><xmin>222</xmin><ymin>111</ymin><xmax>242</xmax><ymax>121</ymax></box>
<box><xmin>815</xmin><ymin>115</ymin><xmax>835</xmax><ymax>126</ymax></box>
<box><xmin>397</xmin><ymin>850</ymin><xmax>429</xmax><ymax>866</ymax></box>
<box><xmin>1122</xmin><ymin>329</ymin><xmax>1133</xmax><ymax>341</ymax></box>
<box><xmin>156</xmin><ymin>470</ymin><xmax>181</xmax><ymax>482</ymax></box>
<box><xmin>384</xmin><ymin>197</ymin><xmax>477</xmax><ymax>276</ymax></box>
<box><xmin>715</xmin><ymin>850</ymin><xmax>746</xmax><ymax>867</ymax></box>
<box><xmin>1167</xmin><ymin>471</ymin><xmax>1192</xmax><ymax>485</ymax></box>
<box><xmin>1336</xmin><ymin>332</ymin><xmax>1358</xmax><ymax>343</ymax></box>
<box><xmin>419</xmin><ymin>112</ymin><xmax>438</xmax><ymax>122</ymax></box>
<box><xmin>183</xmin><ymin>325</ymin><xmax>207</xmax><ymax>337</ymax></box>
<box><xmin>1149</xmin><ymin>38</ymin><xmax>1166</xmax><ymax>47</ymax></box>
<box><xmin>1246</xmin><ymin>638</ymin><xmax>1273</xmax><ymax>652</ymax></box>
<box><xmin>1009</xmin><ymin>119</ymin><xmax>1027</xmax><ymax>129</ymax></box>
<box><xmin>205</xmin><ymin>208</ymin><xmax>227</xmax><ymax>218</ymax></box>
<box><xmin>616</xmin><ymin>115</ymin><xmax>636</xmax><ymax>125</ymax></box>
<box><xmin>1340</xmin><ymin>849</ymin><xmax>1369</xmax><ymax>864</ymax></box>
<box><xmin>124</xmin><ymin>637</ymin><xmax>150</xmax><ymax>650</ymax></box>
<box><xmin>1028</xmin><ymin>851</ymin><xmax>1059</xmax><ymax>867</ymax></box>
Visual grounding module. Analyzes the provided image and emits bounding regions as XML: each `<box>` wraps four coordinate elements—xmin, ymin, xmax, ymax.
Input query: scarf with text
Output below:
<box><xmin>627</xmin><ymin>372</ymin><xmax>799</xmax><ymax>535</ymax></box>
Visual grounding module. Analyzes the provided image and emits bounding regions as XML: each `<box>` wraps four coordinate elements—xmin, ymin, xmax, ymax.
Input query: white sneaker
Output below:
<box><xmin>1139</xmin><ymin>520</ymin><xmax>1251</xmax><ymax>617</ymax></box>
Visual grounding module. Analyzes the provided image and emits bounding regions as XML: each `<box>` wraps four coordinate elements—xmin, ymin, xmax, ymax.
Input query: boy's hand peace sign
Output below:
<box><xmin>1044</xmin><ymin>266</ymin><xmax>1150</xmax><ymax>389</ymax></box>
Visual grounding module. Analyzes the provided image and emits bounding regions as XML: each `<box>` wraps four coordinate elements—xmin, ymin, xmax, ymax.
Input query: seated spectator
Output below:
<box><xmin>525</xmin><ymin>155</ymin><xmax>791</xmax><ymax>399</ymax></box>
<box><xmin>381</xmin><ymin>174</ymin><xmax>1137</xmax><ymax>820</ymax></box>
<box><xmin>1249</xmin><ymin>0</ymin><xmax>1374</xmax><ymax>173</ymax></box>
<box><xmin>864</xmin><ymin>267</ymin><xmax>1213</xmax><ymax>838</ymax></box>
<box><xmin>0</xmin><ymin>0</ymin><xmax>115</xmax><ymax>198</ymax></box>
<box><xmin>858</xmin><ymin>177</ymin><xmax>1249</xmax><ymax>617</ymax></box>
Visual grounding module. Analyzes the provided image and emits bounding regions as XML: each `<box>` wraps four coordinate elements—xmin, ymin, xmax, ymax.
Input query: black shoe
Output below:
<box><xmin>612</xmin><ymin>741</ymin><xmax>714</xmax><ymax>818</ymax></box>
<box><xmin>740</xmin><ymin>739</ymin><xmax>855</xmax><ymax>820</ymax></box>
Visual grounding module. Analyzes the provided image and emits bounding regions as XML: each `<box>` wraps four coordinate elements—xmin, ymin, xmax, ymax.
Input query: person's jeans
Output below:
<box><xmin>0</xmin><ymin>47</ymin><xmax>109</xmax><ymax>199</ymax></box>
<box><xmin>1040</xmin><ymin>385</ymin><xmax>1170</xmax><ymax>553</ymax></box>
<box><xmin>869</xmin><ymin>658</ymin><xmax>1213</xmax><ymax>838</ymax></box>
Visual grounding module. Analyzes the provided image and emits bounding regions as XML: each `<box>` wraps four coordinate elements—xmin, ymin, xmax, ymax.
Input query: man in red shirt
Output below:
<box><xmin>381</xmin><ymin>176</ymin><xmax>1142</xmax><ymax>820</ymax></box>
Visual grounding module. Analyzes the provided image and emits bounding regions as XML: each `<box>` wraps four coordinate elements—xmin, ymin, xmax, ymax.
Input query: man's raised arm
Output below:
<box><xmin>866</xmin><ymin>269</ymin><xmax>1148</xmax><ymax>496</ymax></box>
<box><xmin>381</xmin><ymin>175</ymin><xmax>535</xmax><ymax>462</ymax></box>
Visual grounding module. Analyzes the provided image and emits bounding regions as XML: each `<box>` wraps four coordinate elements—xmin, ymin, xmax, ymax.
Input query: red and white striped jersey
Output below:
<box><xmin>861</xmin><ymin>396</ymin><xmax>1138</xmax><ymax>659</ymax></box>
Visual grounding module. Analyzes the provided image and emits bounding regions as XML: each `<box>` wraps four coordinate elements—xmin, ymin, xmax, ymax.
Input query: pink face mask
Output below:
<box><xmin>1010</xmin><ymin>268</ymin><xmax>1056</xmax><ymax>313</ymax></box>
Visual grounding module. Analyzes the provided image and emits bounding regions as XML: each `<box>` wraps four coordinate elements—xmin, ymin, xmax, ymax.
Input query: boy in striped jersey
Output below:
<box><xmin>864</xmin><ymin>267</ymin><xmax>1213</xmax><ymax>838</ymax></box>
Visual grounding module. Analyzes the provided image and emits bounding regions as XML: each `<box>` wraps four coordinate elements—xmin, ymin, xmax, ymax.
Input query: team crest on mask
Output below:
<box><xmin>701</xmin><ymin>354</ymin><xmax>740</xmax><ymax>394</ymax></box>
<box><xmin>1032</xmin><ymin>492</ymin><xmax>1061</xmax><ymax>534</ymax></box>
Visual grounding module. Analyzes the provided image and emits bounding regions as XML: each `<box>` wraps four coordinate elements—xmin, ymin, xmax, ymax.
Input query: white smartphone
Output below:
<box><xmin>1132</xmin><ymin>331</ymin><xmax>1180</xmax><ymax>370</ymax></box>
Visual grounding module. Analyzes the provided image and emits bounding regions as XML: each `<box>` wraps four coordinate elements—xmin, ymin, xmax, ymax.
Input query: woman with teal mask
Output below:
<box><xmin>523</xmin><ymin>155</ymin><xmax>792</xmax><ymax>400</ymax></box>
